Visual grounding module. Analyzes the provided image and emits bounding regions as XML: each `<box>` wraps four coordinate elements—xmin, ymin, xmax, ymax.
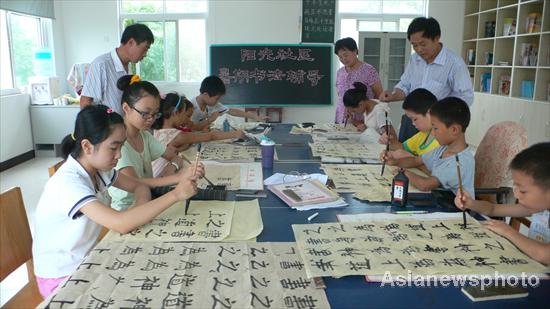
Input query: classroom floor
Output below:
<box><xmin>0</xmin><ymin>155</ymin><xmax>61</xmax><ymax>306</ymax></box>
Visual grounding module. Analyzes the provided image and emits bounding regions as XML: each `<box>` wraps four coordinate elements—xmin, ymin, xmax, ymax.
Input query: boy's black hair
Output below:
<box><xmin>510</xmin><ymin>142</ymin><xmax>550</xmax><ymax>189</ymax></box>
<box><xmin>402</xmin><ymin>88</ymin><xmax>438</xmax><ymax>115</ymax></box>
<box><xmin>121</xmin><ymin>23</ymin><xmax>154</xmax><ymax>45</ymax></box>
<box><xmin>200</xmin><ymin>75</ymin><xmax>226</xmax><ymax>97</ymax></box>
<box><xmin>407</xmin><ymin>17</ymin><xmax>441</xmax><ymax>40</ymax></box>
<box><xmin>334</xmin><ymin>37</ymin><xmax>358</xmax><ymax>55</ymax></box>
<box><xmin>429</xmin><ymin>97</ymin><xmax>470</xmax><ymax>132</ymax></box>
<box><xmin>61</xmin><ymin>105</ymin><xmax>124</xmax><ymax>160</ymax></box>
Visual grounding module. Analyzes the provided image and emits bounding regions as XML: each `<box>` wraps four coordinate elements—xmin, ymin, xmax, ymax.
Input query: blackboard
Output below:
<box><xmin>210</xmin><ymin>44</ymin><xmax>332</xmax><ymax>106</ymax></box>
<box><xmin>301</xmin><ymin>0</ymin><xmax>336</xmax><ymax>43</ymax></box>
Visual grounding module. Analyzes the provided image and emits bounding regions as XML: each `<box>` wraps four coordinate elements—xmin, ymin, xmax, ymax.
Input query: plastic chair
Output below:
<box><xmin>0</xmin><ymin>187</ymin><xmax>43</xmax><ymax>308</ymax></box>
<box><xmin>473</xmin><ymin>121</ymin><xmax>528</xmax><ymax>203</ymax></box>
<box><xmin>510</xmin><ymin>217</ymin><xmax>531</xmax><ymax>231</ymax></box>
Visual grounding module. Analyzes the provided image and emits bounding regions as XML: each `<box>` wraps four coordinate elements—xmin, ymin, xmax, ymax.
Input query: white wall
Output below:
<box><xmin>54</xmin><ymin>0</ymin><xmax>466</xmax><ymax>124</ymax></box>
<box><xmin>429</xmin><ymin>0</ymin><xmax>465</xmax><ymax>55</ymax></box>
<box><xmin>54</xmin><ymin>0</ymin><xmax>549</xmax><ymax>146</ymax></box>
<box><xmin>468</xmin><ymin>94</ymin><xmax>550</xmax><ymax>146</ymax></box>
<box><xmin>0</xmin><ymin>94</ymin><xmax>33</xmax><ymax>162</ymax></box>
<box><xmin>54</xmin><ymin>0</ymin><xmax>118</xmax><ymax>96</ymax></box>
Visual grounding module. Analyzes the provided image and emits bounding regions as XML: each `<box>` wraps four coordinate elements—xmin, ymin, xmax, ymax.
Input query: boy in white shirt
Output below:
<box><xmin>191</xmin><ymin>75</ymin><xmax>269</xmax><ymax>131</ymax></box>
<box><xmin>456</xmin><ymin>142</ymin><xmax>550</xmax><ymax>265</ymax></box>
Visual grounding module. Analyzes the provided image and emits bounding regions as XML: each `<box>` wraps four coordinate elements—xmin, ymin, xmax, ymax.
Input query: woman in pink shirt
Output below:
<box><xmin>335</xmin><ymin>37</ymin><xmax>383</xmax><ymax>124</ymax></box>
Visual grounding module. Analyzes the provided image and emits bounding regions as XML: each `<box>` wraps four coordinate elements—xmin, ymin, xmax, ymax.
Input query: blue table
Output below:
<box><xmin>267</xmin><ymin>123</ymin><xmax>315</xmax><ymax>161</ymax></box>
<box><xmin>246</xmin><ymin>125</ymin><xmax>550</xmax><ymax>309</ymax></box>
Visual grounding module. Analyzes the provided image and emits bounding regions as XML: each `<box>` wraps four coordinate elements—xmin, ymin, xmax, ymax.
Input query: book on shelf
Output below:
<box><xmin>519</xmin><ymin>43</ymin><xmax>538</xmax><ymax>66</ymax></box>
<box><xmin>498</xmin><ymin>75</ymin><xmax>511</xmax><ymax>95</ymax></box>
<box><xmin>267</xmin><ymin>179</ymin><xmax>340</xmax><ymax>208</ymax></box>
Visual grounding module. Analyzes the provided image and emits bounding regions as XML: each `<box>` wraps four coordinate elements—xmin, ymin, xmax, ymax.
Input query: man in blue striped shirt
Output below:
<box><xmin>380</xmin><ymin>17</ymin><xmax>473</xmax><ymax>142</ymax></box>
<box><xmin>80</xmin><ymin>24</ymin><xmax>153</xmax><ymax>116</ymax></box>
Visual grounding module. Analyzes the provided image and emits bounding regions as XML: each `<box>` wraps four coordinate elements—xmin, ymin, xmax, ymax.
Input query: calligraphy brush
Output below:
<box><xmin>344</xmin><ymin>113</ymin><xmax>349</xmax><ymax>128</ymax></box>
<box><xmin>455</xmin><ymin>155</ymin><xmax>467</xmax><ymax>228</ymax></box>
<box><xmin>181</xmin><ymin>154</ymin><xmax>214</xmax><ymax>186</ymax></box>
<box><xmin>380</xmin><ymin>111</ymin><xmax>390</xmax><ymax>176</ymax></box>
<box><xmin>185</xmin><ymin>151</ymin><xmax>201</xmax><ymax>215</ymax></box>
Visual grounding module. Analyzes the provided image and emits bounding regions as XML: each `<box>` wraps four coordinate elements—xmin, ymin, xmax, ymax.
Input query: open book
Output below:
<box><xmin>268</xmin><ymin>179</ymin><xmax>339</xmax><ymax>208</ymax></box>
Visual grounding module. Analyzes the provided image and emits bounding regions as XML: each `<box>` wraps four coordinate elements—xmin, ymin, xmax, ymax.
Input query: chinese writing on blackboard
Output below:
<box><xmin>302</xmin><ymin>0</ymin><xmax>336</xmax><ymax>43</ymax></box>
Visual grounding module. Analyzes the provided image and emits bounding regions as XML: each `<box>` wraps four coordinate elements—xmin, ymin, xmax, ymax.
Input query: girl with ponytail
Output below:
<box><xmin>343</xmin><ymin>82</ymin><xmax>397</xmax><ymax>139</ymax></box>
<box><xmin>151</xmin><ymin>92</ymin><xmax>245</xmax><ymax>177</ymax></box>
<box><xmin>109</xmin><ymin>75</ymin><xmax>199</xmax><ymax>210</ymax></box>
<box><xmin>32</xmin><ymin>104</ymin><xmax>204</xmax><ymax>298</ymax></box>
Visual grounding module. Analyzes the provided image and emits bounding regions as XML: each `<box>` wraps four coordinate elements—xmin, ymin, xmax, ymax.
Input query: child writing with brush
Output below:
<box><xmin>109</xmin><ymin>75</ymin><xmax>204</xmax><ymax>211</ymax></box>
<box><xmin>190</xmin><ymin>76</ymin><xmax>269</xmax><ymax>131</ymax></box>
<box><xmin>151</xmin><ymin>92</ymin><xmax>245</xmax><ymax>177</ymax></box>
<box><xmin>455</xmin><ymin>142</ymin><xmax>550</xmax><ymax>265</ymax></box>
<box><xmin>343</xmin><ymin>82</ymin><xmax>396</xmax><ymax>137</ymax></box>
<box><xmin>381</xmin><ymin>97</ymin><xmax>474</xmax><ymax>197</ymax></box>
<box><xmin>379</xmin><ymin>88</ymin><xmax>440</xmax><ymax>159</ymax></box>
<box><xmin>32</xmin><ymin>105</ymin><xmax>203</xmax><ymax>298</ymax></box>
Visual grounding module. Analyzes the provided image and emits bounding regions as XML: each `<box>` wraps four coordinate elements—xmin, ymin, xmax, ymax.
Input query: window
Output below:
<box><xmin>0</xmin><ymin>10</ymin><xmax>54</xmax><ymax>90</ymax></box>
<box><xmin>338</xmin><ymin>0</ymin><xmax>427</xmax><ymax>44</ymax></box>
<box><xmin>118</xmin><ymin>0</ymin><xmax>207</xmax><ymax>82</ymax></box>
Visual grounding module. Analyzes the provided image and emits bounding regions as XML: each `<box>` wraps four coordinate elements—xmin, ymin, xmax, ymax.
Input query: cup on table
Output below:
<box><xmin>260</xmin><ymin>139</ymin><xmax>275</xmax><ymax>169</ymax></box>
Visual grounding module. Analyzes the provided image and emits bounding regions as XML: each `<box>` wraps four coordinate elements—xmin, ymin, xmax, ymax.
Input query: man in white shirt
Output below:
<box><xmin>80</xmin><ymin>24</ymin><xmax>154</xmax><ymax>115</ymax></box>
<box><xmin>379</xmin><ymin>17</ymin><xmax>473</xmax><ymax>142</ymax></box>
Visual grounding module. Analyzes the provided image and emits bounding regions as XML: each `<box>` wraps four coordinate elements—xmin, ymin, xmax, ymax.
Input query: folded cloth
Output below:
<box><xmin>66</xmin><ymin>63</ymin><xmax>90</xmax><ymax>95</ymax></box>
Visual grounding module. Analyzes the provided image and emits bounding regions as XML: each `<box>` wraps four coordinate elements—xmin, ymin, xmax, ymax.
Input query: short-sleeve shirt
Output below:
<box><xmin>364</xmin><ymin>102</ymin><xmax>392</xmax><ymax>134</ymax></box>
<box><xmin>403</xmin><ymin>130</ymin><xmax>440</xmax><ymax>156</ymax></box>
<box><xmin>152</xmin><ymin>128</ymin><xmax>181</xmax><ymax>177</ymax></box>
<box><xmin>109</xmin><ymin>130</ymin><xmax>166</xmax><ymax>211</ymax></box>
<box><xmin>395</xmin><ymin>46</ymin><xmax>473</xmax><ymax>106</ymax></box>
<box><xmin>190</xmin><ymin>96</ymin><xmax>228</xmax><ymax>123</ymax></box>
<box><xmin>335</xmin><ymin>62</ymin><xmax>381</xmax><ymax>123</ymax></box>
<box><xmin>81</xmin><ymin>49</ymin><xmax>129</xmax><ymax>115</ymax></box>
<box><xmin>32</xmin><ymin>155</ymin><xmax>117</xmax><ymax>278</ymax></box>
<box><xmin>528</xmin><ymin>210</ymin><xmax>550</xmax><ymax>244</ymax></box>
<box><xmin>421</xmin><ymin>145</ymin><xmax>475</xmax><ymax>197</ymax></box>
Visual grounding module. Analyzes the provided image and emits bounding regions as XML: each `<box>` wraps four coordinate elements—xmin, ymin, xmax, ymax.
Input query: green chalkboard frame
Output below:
<box><xmin>209</xmin><ymin>44</ymin><xmax>333</xmax><ymax>107</ymax></box>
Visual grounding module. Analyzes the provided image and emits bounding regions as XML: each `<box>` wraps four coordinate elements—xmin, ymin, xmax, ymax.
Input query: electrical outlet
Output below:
<box><xmin>546</xmin><ymin>122</ymin><xmax>550</xmax><ymax>138</ymax></box>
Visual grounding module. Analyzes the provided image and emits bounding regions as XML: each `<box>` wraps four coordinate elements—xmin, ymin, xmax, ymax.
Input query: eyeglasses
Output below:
<box><xmin>131</xmin><ymin>105</ymin><xmax>162</xmax><ymax>120</ymax></box>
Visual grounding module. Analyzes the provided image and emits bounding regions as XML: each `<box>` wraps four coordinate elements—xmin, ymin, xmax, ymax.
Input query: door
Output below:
<box><xmin>358</xmin><ymin>31</ymin><xmax>411</xmax><ymax>91</ymax></box>
<box><xmin>386</xmin><ymin>33</ymin><xmax>410</xmax><ymax>90</ymax></box>
<box><xmin>359</xmin><ymin>32</ymin><xmax>383</xmax><ymax>75</ymax></box>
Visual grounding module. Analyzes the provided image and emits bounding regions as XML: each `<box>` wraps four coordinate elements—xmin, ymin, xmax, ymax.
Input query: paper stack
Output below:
<box><xmin>267</xmin><ymin>179</ymin><xmax>347</xmax><ymax>211</ymax></box>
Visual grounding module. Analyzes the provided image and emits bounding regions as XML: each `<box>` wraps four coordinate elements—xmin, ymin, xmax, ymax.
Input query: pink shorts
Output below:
<box><xmin>36</xmin><ymin>276</ymin><xmax>68</xmax><ymax>299</ymax></box>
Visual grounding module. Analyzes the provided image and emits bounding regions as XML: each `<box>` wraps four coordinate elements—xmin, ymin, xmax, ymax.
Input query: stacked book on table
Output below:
<box><xmin>267</xmin><ymin>179</ymin><xmax>347</xmax><ymax>210</ymax></box>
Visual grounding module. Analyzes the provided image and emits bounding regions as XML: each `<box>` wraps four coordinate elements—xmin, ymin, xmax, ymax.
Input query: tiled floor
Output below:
<box><xmin>1</xmin><ymin>156</ymin><xmax>60</xmax><ymax>228</ymax></box>
<box><xmin>0</xmin><ymin>155</ymin><xmax>61</xmax><ymax>305</ymax></box>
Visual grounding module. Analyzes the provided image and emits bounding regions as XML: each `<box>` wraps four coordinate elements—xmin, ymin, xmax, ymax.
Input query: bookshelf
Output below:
<box><xmin>462</xmin><ymin>0</ymin><xmax>550</xmax><ymax>102</ymax></box>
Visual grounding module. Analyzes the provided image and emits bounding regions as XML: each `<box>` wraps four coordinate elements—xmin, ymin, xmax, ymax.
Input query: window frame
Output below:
<box><xmin>337</xmin><ymin>0</ymin><xmax>428</xmax><ymax>37</ymax></box>
<box><xmin>1</xmin><ymin>10</ymin><xmax>54</xmax><ymax>91</ymax></box>
<box><xmin>117</xmin><ymin>1</ymin><xmax>208</xmax><ymax>83</ymax></box>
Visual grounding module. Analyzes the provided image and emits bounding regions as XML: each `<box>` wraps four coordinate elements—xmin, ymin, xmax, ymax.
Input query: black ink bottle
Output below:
<box><xmin>391</xmin><ymin>168</ymin><xmax>409</xmax><ymax>207</ymax></box>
